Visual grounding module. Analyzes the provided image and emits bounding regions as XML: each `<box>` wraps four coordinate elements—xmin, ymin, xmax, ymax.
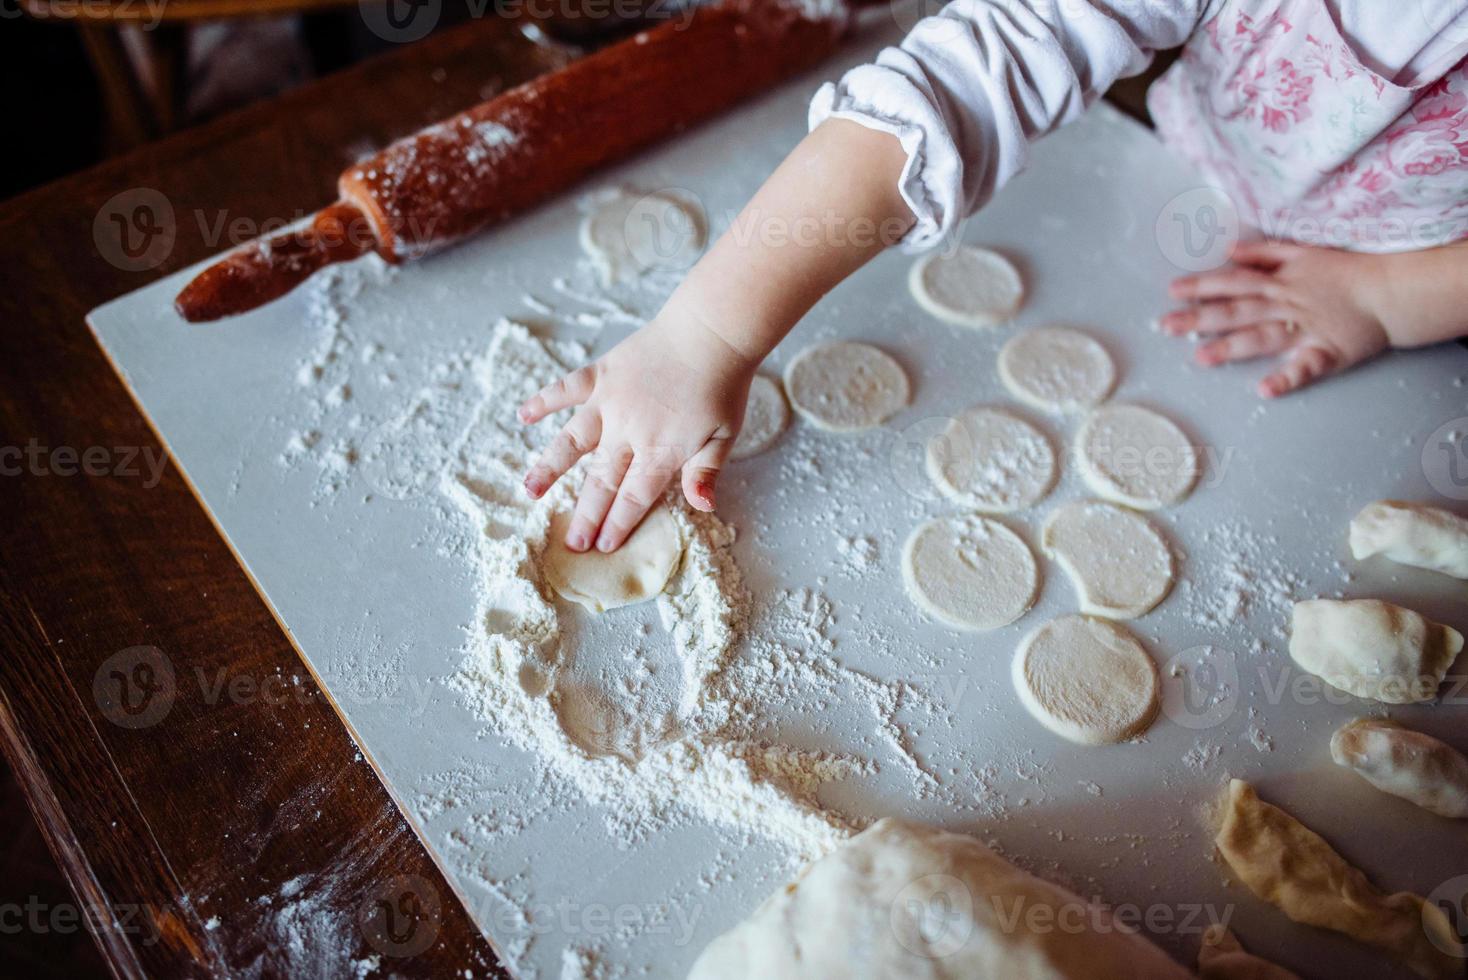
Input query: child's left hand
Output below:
<box><xmin>1160</xmin><ymin>241</ymin><xmax>1391</xmax><ymax>399</ymax></box>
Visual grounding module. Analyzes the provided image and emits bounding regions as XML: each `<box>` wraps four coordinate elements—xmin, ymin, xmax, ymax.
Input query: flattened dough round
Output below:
<box><xmin>925</xmin><ymin>406</ymin><xmax>1056</xmax><ymax>512</ymax></box>
<box><xmin>1042</xmin><ymin>500</ymin><xmax>1174</xmax><ymax>619</ymax></box>
<box><xmin>730</xmin><ymin>374</ymin><xmax>790</xmax><ymax>461</ymax></box>
<box><xmin>784</xmin><ymin>341</ymin><xmax>909</xmax><ymax>432</ymax></box>
<box><xmin>909</xmin><ymin>246</ymin><xmax>1023</xmax><ymax>328</ymax></box>
<box><xmin>580</xmin><ymin>189</ymin><xmax>705</xmax><ymax>286</ymax></box>
<box><xmin>902</xmin><ymin>515</ymin><xmax>1038</xmax><ymax>631</ymax></box>
<box><xmin>542</xmin><ymin>505</ymin><xmax>682</xmax><ymax>612</ymax></box>
<box><xmin>1076</xmin><ymin>403</ymin><xmax>1197</xmax><ymax>510</ymax></box>
<box><xmin>1012</xmin><ymin>615</ymin><xmax>1159</xmax><ymax>745</ymax></box>
<box><xmin>999</xmin><ymin>326</ymin><xmax>1117</xmax><ymax>412</ymax></box>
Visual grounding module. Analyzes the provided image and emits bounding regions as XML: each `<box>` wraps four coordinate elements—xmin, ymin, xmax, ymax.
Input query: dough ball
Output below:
<box><xmin>730</xmin><ymin>374</ymin><xmax>790</xmax><ymax>461</ymax></box>
<box><xmin>579</xmin><ymin>189</ymin><xmax>705</xmax><ymax>286</ymax></box>
<box><xmin>1012</xmin><ymin>615</ymin><xmax>1159</xmax><ymax>745</ymax></box>
<box><xmin>688</xmin><ymin>817</ymin><xmax>1191</xmax><ymax>980</ymax></box>
<box><xmin>1288</xmin><ymin>598</ymin><xmax>1463</xmax><ymax>704</ymax></box>
<box><xmin>540</xmin><ymin>505</ymin><xmax>683</xmax><ymax>612</ymax></box>
<box><xmin>926</xmin><ymin>406</ymin><xmax>1057</xmax><ymax>512</ymax></box>
<box><xmin>1041</xmin><ymin>500</ymin><xmax>1174</xmax><ymax>619</ymax></box>
<box><xmin>1331</xmin><ymin>718</ymin><xmax>1468</xmax><ymax>819</ymax></box>
<box><xmin>784</xmin><ymin>341</ymin><xmax>909</xmax><ymax>432</ymax></box>
<box><xmin>902</xmin><ymin>515</ymin><xmax>1038</xmax><ymax>631</ymax></box>
<box><xmin>1076</xmin><ymin>403</ymin><xmax>1198</xmax><ymax>510</ymax></box>
<box><xmin>908</xmin><ymin>245</ymin><xmax>1024</xmax><ymax>328</ymax></box>
<box><xmin>998</xmin><ymin>326</ymin><xmax>1117</xmax><ymax>412</ymax></box>
<box><xmin>1214</xmin><ymin>779</ymin><xmax>1464</xmax><ymax>979</ymax></box>
<box><xmin>1349</xmin><ymin>499</ymin><xmax>1468</xmax><ymax>580</ymax></box>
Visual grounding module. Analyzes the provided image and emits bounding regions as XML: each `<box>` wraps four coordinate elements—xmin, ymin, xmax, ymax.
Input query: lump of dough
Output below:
<box><xmin>1076</xmin><ymin>403</ymin><xmax>1198</xmax><ymax>510</ymax></box>
<box><xmin>999</xmin><ymin>326</ymin><xmax>1117</xmax><ymax>412</ymax></box>
<box><xmin>1330</xmin><ymin>718</ymin><xmax>1468</xmax><ymax>818</ymax></box>
<box><xmin>1041</xmin><ymin>500</ymin><xmax>1174</xmax><ymax>619</ymax></box>
<box><xmin>1197</xmin><ymin>926</ymin><xmax>1301</xmax><ymax>980</ymax></box>
<box><xmin>1349</xmin><ymin>500</ymin><xmax>1468</xmax><ymax>580</ymax></box>
<box><xmin>1213</xmin><ymin>779</ymin><xmax>1464</xmax><ymax>980</ymax></box>
<box><xmin>580</xmin><ymin>188</ymin><xmax>705</xmax><ymax>286</ymax></box>
<box><xmin>908</xmin><ymin>245</ymin><xmax>1024</xmax><ymax>328</ymax></box>
<box><xmin>925</xmin><ymin>406</ymin><xmax>1057</xmax><ymax>512</ymax></box>
<box><xmin>784</xmin><ymin>341</ymin><xmax>909</xmax><ymax>432</ymax></box>
<box><xmin>1288</xmin><ymin>598</ymin><xmax>1463</xmax><ymax>704</ymax></box>
<box><xmin>687</xmin><ymin>817</ymin><xmax>1191</xmax><ymax>980</ymax></box>
<box><xmin>540</xmin><ymin>505</ymin><xmax>682</xmax><ymax>612</ymax></box>
<box><xmin>1011</xmin><ymin>615</ymin><xmax>1159</xmax><ymax>745</ymax></box>
<box><xmin>902</xmin><ymin>515</ymin><xmax>1038</xmax><ymax>631</ymax></box>
<box><xmin>730</xmin><ymin>374</ymin><xmax>790</xmax><ymax>461</ymax></box>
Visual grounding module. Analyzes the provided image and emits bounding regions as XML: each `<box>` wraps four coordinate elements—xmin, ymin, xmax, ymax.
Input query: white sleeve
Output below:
<box><xmin>810</xmin><ymin>0</ymin><xmax>1208</xmax><ymax>251</ymax></box>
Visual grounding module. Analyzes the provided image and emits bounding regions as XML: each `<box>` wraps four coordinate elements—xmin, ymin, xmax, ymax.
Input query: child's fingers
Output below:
<box><xmin>1169</xmin><ymin>267</ymin><xmax>1280</xmax><ymax>302</ymax></box>
<box><xmin>518</xmin><ymin>366</ymin><xmax>596</xmax><ymax>424</ymax></box>
<box><xmin>566</xmin><ymin>448</ymin><xmax>631</xmax><ymax>551</ymax></box>
<box><xmin>1162</xmin><ymin>298</ymin><xmax>1286</xmax><ymax>335</ymax></box>
<box><xmin>524</xmin><ymin>410</ymin><xmax>602</xmax><ymax>499</ymax></box>
<box><xmin>1195</xmin><ymin>321</ymin><xmax>1298</xmax><ymax>366</ymax></box>
<box><xmin>1229</xmin><ymin>239</ymin><xmax>1302</xmax><ymax>269</ymax></box>
<box><xmin>1257</xmin><ymin>344</ymin><xmax>1338</xmax><ymax>399</ymax></box>
<box><xmin>681</xmin><ymin>437</ymin><xmax>732</xmax><ymax>513</ymax></box>
<box><xmin>596</xmin><ymin>451</ymin><xmax>679</xmax><ymax>552</ymax></box>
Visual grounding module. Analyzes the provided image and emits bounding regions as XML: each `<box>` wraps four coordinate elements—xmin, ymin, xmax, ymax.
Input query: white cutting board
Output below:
<box><xmin>89</xmin><ymin>17</ymin><xmax>1468</xmax><ymax>980</ymax></box>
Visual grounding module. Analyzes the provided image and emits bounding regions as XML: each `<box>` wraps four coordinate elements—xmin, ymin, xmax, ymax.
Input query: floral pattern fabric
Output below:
<box><xmin>1148</xmin><ymin>0</ymin><xmax>1468</xmax><ymax>252</ymax></box>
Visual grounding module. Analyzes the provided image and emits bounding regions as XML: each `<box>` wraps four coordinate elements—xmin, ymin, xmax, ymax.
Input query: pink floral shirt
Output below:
<box><xmin>1148</xmin><ymin>0</ymin><xmax>1468</xmax><ymax>251</ymax></box>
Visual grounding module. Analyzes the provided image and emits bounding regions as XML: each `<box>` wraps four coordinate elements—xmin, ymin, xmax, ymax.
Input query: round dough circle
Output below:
<box><xmin>784</xmin><ymin>341</ymin><xmax>910</xmax><ymax>432</ymax></box>
<box><xmin>925</xmin><ymin>406</ymin><xmax>1056</xmax><ymax>512</ymax></box>
<box><xmin>1041</xmin><ymin>500</ymin><xmax>1174</xmax><ymax>619</ymax></box>
<box><xmin>1012</xmin><ymin>615</ymin><xmax>1160</xmax><ymax>745</ymax></box>
<box><xmin>579</xmin><ymin>189</ymin><xmax>705</xmax><ymax>286</ymax></box>
<box><xmin>908</xmin><ymin>246</ymin><xmax>1024</xmax><ymax>328</ymax></box>
<box><xmin>730</xmin><ymin>374</ymin><xmax>790</xmax><ymax>461</ymax></box>
<box><xmin>542</xmin><ymin>505</ymin><xmax>682</xmax><ymax>612</ymax></box>
<box><xmin>1076</xmin><ymin>403</ymin><xmax>1198</xmax><ymax>510</ymax></box>
<box><xmin>998</xmin><ymin>326</ymin><xmax>1117</xmax><ymax>412</ymax></box>
<box><xmin>902</xmin><ymin>515</ymin><xmax>1038</xmax><ymax>631</ymax></box>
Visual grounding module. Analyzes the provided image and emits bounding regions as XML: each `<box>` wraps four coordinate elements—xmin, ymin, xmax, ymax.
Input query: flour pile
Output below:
<box><xmin>443</xmin><ymin>320</ymin><xmax>863</xmax><ymax>860</ymax></box>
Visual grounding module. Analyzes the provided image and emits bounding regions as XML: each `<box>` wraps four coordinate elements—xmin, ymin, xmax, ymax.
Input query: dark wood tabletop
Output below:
<box><xmin>0</xmin><ymin>16</ymin><xmax>575</xmax><ymax>977</ymax></box>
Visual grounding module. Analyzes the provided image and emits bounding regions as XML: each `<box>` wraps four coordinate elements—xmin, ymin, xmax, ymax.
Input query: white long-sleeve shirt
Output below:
<box><xmin>811</xmin><ymin>0</ymin><xmax>1468</xmax><ymax>252</ymax></box>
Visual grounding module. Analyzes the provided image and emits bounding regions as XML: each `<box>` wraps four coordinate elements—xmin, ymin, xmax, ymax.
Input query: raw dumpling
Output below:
<box><xmin>688</xmin><ymin>817</ymin><xmax>1190</xmax><ymax>980</ymax></box>
<box><xmin>1349</xmin><ymin>500</ymin><xmax>1468</xmax><ymax>580</ymax></box>
<box><xmin>908</xmin><ymin>245</ymin><xmax>1024</xmax><ymax>328</ymax></box>
<box><xmin>784</xmin><ymin>341</ymin><xmax>909</xmax><ymax>432</ymax></box>
<box><xmin>1214</xmin><ymin>779</ymin><xmax>1463</xmax><ymax>980</ymax></box>
<box><xmin>1288</xmin><ymin>598</ymin><xmax>1463</xmax><ymax>704</ymax></box>
<box><xmin>541</xmin><ymin>505</ymin><xmax>682</xmax><ymax>612</ymax></box>
<box><xmin>1330</xmin><ymin>717</ymin><xmax>1468</xmax><ymax>818</ymax></box>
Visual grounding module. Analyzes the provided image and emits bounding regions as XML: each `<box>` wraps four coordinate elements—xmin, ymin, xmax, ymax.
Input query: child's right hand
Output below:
<box><xmin>518</xmin><ymin>299</ymin><xmax>757</xmax><ymax>554</ymax></box>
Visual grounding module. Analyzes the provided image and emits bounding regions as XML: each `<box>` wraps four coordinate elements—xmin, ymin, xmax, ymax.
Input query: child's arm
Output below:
<box><xmin>519</xmin><ymin>120</ymin><xmax>912</xmax><ymax>553</ymax></box>
<box><xmin>1162</xmin><ymin>240</ymin><xmax>1468</xmax><ymax>398</ymax></box>
<box><xmin>525</xmin><ymin>0</ymin><xmax>1208</xmax><ymax>551</ymax></box>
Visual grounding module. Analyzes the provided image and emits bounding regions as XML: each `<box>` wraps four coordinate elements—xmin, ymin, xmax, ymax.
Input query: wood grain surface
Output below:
<box><xmin>0</xmin><ymin>15</ymin><xmax>574</xmax><ymax>977</ymax></box>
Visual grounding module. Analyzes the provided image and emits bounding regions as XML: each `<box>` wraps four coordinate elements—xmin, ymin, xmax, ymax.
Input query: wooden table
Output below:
<box><xmin>0</xmin><ymin>17</ymin><xmax>573</xmax><ymax>976</ymax></box>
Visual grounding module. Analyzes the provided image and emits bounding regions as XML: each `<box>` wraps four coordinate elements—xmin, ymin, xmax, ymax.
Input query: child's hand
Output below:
<box><xmin>1160</xmin><ymin>241</ymin><xmax>1391</xmax><ymax>399</ymax></box>
<box><xmin>519</xmin><ymin>303</ymin><xmax>756</xmax><ymax>553</ymax></box>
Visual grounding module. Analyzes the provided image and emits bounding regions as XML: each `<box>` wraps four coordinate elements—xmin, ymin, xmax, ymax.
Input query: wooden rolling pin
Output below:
<box><xmin>175</xmin><ymin>0</ymin><xmax>850</xmax><ymax>322</ymax></box>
